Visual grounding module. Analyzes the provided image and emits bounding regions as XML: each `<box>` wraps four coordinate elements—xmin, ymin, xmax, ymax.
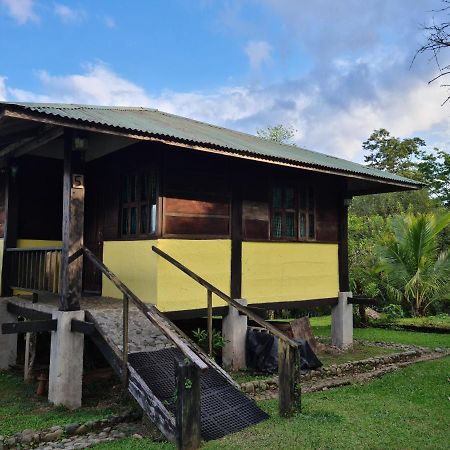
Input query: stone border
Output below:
<box><xmin>0</xmin><ymin>410</ymin><xmax>141</xmax><ymax>449</ymax></box>
<box><xmin>240</xmin><ymin>341</ymin><xmax>447</xmax><ymax>398</ymax></box>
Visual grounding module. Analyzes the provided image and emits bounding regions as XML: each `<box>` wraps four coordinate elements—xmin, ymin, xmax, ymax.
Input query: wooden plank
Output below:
<box><xmin>348</xmin><ymin>296</ymin><xmax>378</xmax><ymax>306</ymax></box>
<box><xmin>2</xmin><ymin>319</ymin><xmax>57</xmax><ymax>334</ymax></box>
<box><xmin>6</xmin><ymin>301</ymin><xmax>51</xmax><ymax>320</ymax></box>
<box><xmin>122</xmin><ymin>294</ymin><xmax>129</xmax><ymax>386</ymax></box>
<box><xmin>230</xmin><ymin>171</ymin><xmax>242</xmax><ymax>299</ymax></box>
<box><xmin>70</xmin><ymin>319</ymin><xmax>95</xmax><ymax>335</ymax></box>
<box><xmin>338</xmin><ymin>195</ymin><xmax>350</xmax><ymax>292</ymax></box>
<box><xmin>60</xmin><ymin>129</ymin><xmax>84</xmax><ymax>311</ymax></box>
<box><xmin>1</xmin><ymin>161</ymin><xmax>19</xmax><ymax>296</ymax></box>
<box><xmin>0</xmin><ymin>126</ymin><xmax>63</xmax><ymax>158</ymax></box>
<box><xmin>128</xmin><ymin>365</ymin><xmax>176</xmax><ymax>443</ymax></box>
<box><xmin>175</xmin><ymin>360</ymin><xmax>201</xmax><ymax>450</ymax></box>
<box><xmin>278</xmin><ymin>339</ymin><xmax>301</xmax><ymax>417</ymax></box>
<box><xmin>152</xmin><ymin>246</ymin><xmax>299</xmax><ymax>348</ymax></box>
<box><xmin>207</xmin><ymin>290</ymin><xmax>213</xmax><ymax>356</ymax></box>
<box><xmin>82</xmin><ymin>246</ymin><xmax>209</xmax><ymax>372</ymax></box>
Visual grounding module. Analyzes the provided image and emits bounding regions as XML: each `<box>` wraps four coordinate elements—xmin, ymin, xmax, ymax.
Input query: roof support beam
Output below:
<box><xmin>0</xmin><ymin>125</ymin><xmax>63</xmax><ymax>159</ymax></box>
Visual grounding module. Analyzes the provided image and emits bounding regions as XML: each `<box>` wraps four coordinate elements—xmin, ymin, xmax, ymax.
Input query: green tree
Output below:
<box><xmin>256</xmin><ymin>124</ymin><xmax>297</xmax><ymax>144</ymax></box>
<box><xmin>377</xmin><ymin>213</ymin><xmax>450</xmax><ymax>316</ymax></box>
<box><xmin>363</xmin><ymin>128</ymin><xmax>425</xmax><ymax>177</ymax></box>
<box><xmin>418</xmin><ymin>149</ymin><xmax>450</xmax><ymax>207</ymax></box>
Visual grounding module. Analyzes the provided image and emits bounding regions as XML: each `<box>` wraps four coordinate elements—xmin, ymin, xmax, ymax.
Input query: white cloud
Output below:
<box><xmin>0</xmin><ymin>76</ymin><xmax>7</xmax><ymax>100</ymax></box>
<box><xmin>9</xmin><ymin>63</ymin><xmax>152</xmax><ymax>106</ymax></box>
<box><xmin>0</xmin><ymin>0</ymin><xmax>38</xmax><ymax>24</ymax></box>
<box><xmin>4</xmin><ymin>61</ymin><xmax>450</xmax><ymax>161</ymax></box>
<box><xmin>54</xmin><ymin>3</ymin><xmax>86</xmax><ymax>24</ymax></box>
<box><xmin>104</xmin><ymin>16</ymin><xmax>116</xmax><ymax>28</ymax></box>
<box><xmin>244</xmin><ymin>40</ymin><xmax>272</xmax><ymax>70</ymax></box>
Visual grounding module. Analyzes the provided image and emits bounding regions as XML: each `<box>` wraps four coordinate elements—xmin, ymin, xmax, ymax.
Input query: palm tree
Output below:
<box><xmin>377</xmin><ymin>212</ymin><xmax>450</xmax><ymax>316</ymax></box>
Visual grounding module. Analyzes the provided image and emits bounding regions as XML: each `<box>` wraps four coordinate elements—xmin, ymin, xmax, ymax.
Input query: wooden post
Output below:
<box><xmin>60</xmin><ymin>129</ymin><xmax>85</xmax><ymax>311</ymax></box>
<box><xmin>230</xmin><ymin>168</ymin><xmax>242</xmax><ymax>300</ymax></box>
<box><xmin>175</xmin><ymin>360</ymin><xmax>201</xmax><ymax>450</ymax></box>
<box><xmin>1</xmin><ymin>160</ymin><xmax>19</xmax><ymax>296</ymax></box>
<box><xmin>207</xmin><ymin>289</ymin><xmax>213</xmax><ymax>356</ymax></box>
<box><xmin>338</xmin><ymin>195</ymin><xmax>351</xmax><ymax>292</ymax></box>
<box><xmin>122</xmin><ymin>294</ymin><xmax>129</xmax><ymax>386</ymax></box>
<box><xmin>278</xmin><ymin>340</ymin><xmax>301</xmax><ymax>417</ymax></box>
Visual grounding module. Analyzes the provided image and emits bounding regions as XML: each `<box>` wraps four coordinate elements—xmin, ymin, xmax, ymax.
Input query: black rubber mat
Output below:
<box><xmin>128</xmin><ymin>348</ymin><xmax>269</xmax><ymax>440</ymax></box>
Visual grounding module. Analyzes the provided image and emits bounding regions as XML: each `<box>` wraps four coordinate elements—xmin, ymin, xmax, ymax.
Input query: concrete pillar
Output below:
<box><xmin>331</xmin><ymin>292</ymin><xmax>353</xmax><ymax>348</ymax></box>
<box><xmin>0</xmin><ymin>299</ymin><xmax>17</xmax><ymax>370</ymax></box>
<box><xmin>48</xmin><ymin>310</ymin><xmax>85</xmax><ymax>409</ymax></box>
<box><xmin>222</xmin><ymin>299</ymin><xmax>247</xmax><ymax>371</ymax></box>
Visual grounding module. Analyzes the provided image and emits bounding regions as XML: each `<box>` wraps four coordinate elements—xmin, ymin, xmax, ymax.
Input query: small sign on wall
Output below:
<box><xmin>72</xmin><ymin>174</ymin><xmax>84</xmax><ymax>189</ymax></box>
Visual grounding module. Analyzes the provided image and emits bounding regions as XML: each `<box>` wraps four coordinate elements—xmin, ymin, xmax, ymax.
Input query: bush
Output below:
<box><xmin>382</xmin><ymin>304</ymin><xmax>404</xmax><ymax>320</ymax></box>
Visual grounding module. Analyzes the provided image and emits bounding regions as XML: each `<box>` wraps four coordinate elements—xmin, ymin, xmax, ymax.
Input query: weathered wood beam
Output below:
<box><xmin>278</xmin><ymin>339</ymin><xmax>301</xmax><ymax>417</ymax></box>
<box><xmin>6</xmin><ymin>302</ymin><xmax>51</xmax><ymax>320</ymax></box>
<box><xmin>70</xmin><ymin>319</ymin><xmax>95</xmax><ymax>335</ymax></box>
<box><xmin>0</xmin><ymin>126</ymin><xmax>63</xmax><ymax>159</ymax></box>
<box><xmin>60</xmin><ymin>129</ymin><xmax>85</xmax><ymax>311</ymax></box>
<box><xmin>1</xmin><ymin>161</ymin><xmax>19</xmax><ymax>296</ymax></box>
<box><xmin>128</xmin><ymin>365</ymin><xmax>176</xmax><ymax>442</ymax></box>
<box><xmin>338</xmin><ymin>195</ymin><xmax>351</xmax><ymax>292</ymax></box>
<box><xmin>2</xmin><ymin>319</ymin><xmax>57</xmax><ymax>334</ymax></box>
<box><xmin>348</xmin><ymin>296</ymin><xmax>378</xmax><ymax>306</ymax></box>
<box><xmin>175</xmin><ymin>360</ymin><xmax>201</xmax><ymax>450</ymax></box>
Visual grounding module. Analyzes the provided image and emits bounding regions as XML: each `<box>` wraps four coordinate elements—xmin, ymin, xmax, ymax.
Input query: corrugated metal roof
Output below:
<box><xmin>1</xmin><ymin>102</ymin><xmax>422</xmax><ymax>187</ymax></box>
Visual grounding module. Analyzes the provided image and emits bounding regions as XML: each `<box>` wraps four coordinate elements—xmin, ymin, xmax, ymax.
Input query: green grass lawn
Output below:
<box><xmin>0</xmin><ymin>373</ymin><xmax>123</xmax><ymax>437</ymax></box>
<box><xmin>310</xmin><ymin>315</ymin><xmax>450</xmax><ymax>348</ymax></box>
<box><xmin>95</xmin><ymin>356</ymin><xmax>450</xmax><ymax>450</ymax></box>
<box><xmin>394</xmin><ymin>314</ymin><xmax>450</xmax><ymax>329</ymax></box>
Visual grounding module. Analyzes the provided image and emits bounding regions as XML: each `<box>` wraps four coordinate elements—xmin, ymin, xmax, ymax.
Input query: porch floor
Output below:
<box><xmin>6</xmin><ymin>295</ymin><xmax>173</xmax><ymax>354</ymax></box>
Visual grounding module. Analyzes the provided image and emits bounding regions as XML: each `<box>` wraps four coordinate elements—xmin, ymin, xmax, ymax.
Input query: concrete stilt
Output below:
<box><xmin>48</xmin><ymin>310</ymin><xmax>85</xmax><ymax>409</ymax></box>
<box><xmin>0</xmin><ymin>299</ymin><xmax>17</xmax><ymax>370</ymax></box>
<box><xmin>222</xmin><ymin>299</ymin><xmax>247</xmax><ymax>371</ymax></box>
<box><xmin>331</xmin><ymin>292</ymin><xmax>353</xmax><ymax>348</ymax></box>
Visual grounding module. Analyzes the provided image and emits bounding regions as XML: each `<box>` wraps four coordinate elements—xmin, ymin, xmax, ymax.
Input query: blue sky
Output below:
<box><xmin>0</xmin><ymin>0</ymin><xmax>449</xmax><ymax>161</ymax></box>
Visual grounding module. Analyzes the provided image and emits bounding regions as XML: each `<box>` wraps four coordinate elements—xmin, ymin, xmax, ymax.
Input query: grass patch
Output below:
<box><xmin>94</xmin><ymin>357</ymin><xmax>450</xmax><ymax>450</ymax></box>
<box><xmin>394</xmin><ymin>314</ymin><xmax>450</xmax><ymax>329</ymax></box>
<box><xmin>0</xmin><ymin>372</ymin><xmax>123</xmax><ymax>437</ymax></box>
<box><xmin>310</xmin><ymin>315</ymin><xmax>450</xmax><ymax>348</ymax></box>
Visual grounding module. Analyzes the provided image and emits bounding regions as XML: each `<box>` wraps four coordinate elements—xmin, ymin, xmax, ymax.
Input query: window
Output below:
<box><xmin>271</xmin><ymin>184</ymin><xmax>315</xmax><ymax>240</ymax></box>
<box><xmin>121</xmin><ymin>170</ymin><xmax>157</xmax><ymax>237</ymax></box>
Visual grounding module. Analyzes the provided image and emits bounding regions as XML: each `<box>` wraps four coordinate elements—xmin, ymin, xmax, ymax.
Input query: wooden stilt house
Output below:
<box><xmin>0</xmin><ymin>102</ymin><xmax>421</xmax><ymax>316</ymax></box>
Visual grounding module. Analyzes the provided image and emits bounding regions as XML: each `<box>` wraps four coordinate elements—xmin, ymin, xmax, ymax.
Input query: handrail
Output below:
<box><xmin>82</xmin><ymin>246</ymin><xmax>208</xmax><ymax>371</ymax></box>
<box><xmin>152</xmin><ymin>246</ymin><xmax>299</xmax><ymax>348</ymax></box>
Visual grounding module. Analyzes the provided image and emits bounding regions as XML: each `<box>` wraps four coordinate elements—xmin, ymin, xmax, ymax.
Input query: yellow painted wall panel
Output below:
<box><xmin>156</xmin><ymin>240</ymin><xmax>231</xmax><ymax>312</ymax></box>
<box><xmin>102</xmin><ymin>240</ymin><xmax>157</xmax><ymax>303</ymax></box>
<box><xmin>17</xmin><ymin>239</ymin><xmax>62</xmax><ymax>248</ymax></box>
<box><xmin>242</xmin><ymin>242</ymin><xmax>339</xmax><ymax>303</ymax></box>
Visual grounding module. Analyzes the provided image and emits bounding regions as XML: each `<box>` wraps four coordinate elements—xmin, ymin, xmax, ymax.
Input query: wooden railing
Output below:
<box><xmin>81</xmin><ymin>246</ymin><xmax>208</xmax><ymax>377</ymax></box>
<box><xmin>151</xmin><ymin>245</ymin><xmax>302</xmax><ymax>417</ymax></box>
<box><xmin>6</xmin><ymin>247</ymin><xmax>62</xmax><ymax>295</ymax></box>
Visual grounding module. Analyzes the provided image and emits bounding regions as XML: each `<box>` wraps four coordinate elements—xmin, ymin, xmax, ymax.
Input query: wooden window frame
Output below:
<box><xmin>120</xmin><ymin>169</ymin><xmax>158</xmax><ymax>239</ymax></box>
<box><xmin>270</xmin><ymin>182</ymin><xmax>316</xmax><ymax>242</ymax></box>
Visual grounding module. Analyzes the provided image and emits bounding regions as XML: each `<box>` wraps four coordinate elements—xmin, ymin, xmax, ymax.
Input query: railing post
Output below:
<box><xmin>278</xmin><ymin>340</ymin><xmax>301</xmax><ymax>417</ymax></box>
<box><xmin>175</xmin><ymin>359</ymin><xmax>201</xmax><ymax>450</ymax></box>
<box><xmin>207</xmin><ymin>289</ymin><xmax>213</xmax><ymax>356</ymax></box>
<box><xmin>122</xmin><ymin>293</ymin><xmax>129</xmax><ymax>386</ymax></box>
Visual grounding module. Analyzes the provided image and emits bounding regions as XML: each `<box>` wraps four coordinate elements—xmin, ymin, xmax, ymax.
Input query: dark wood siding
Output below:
<box><xmin>83</xmin><ymin>141</ymin><xmax>340</xmax><ymax>244</ymax></box>
<box><xmin>0</xmin><ymin>171</ymin><xmax>5</xmax><ymax>238</ymax></box>
<box><xmin>162</xmin><ymin>149</ymin><xmax>231</xmax><ymax>238</ymax></box>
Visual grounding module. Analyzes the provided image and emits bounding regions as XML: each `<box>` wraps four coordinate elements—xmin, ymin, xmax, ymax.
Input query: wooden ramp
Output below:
<box><xmin>85</xmin><ymin>300</ymin><xmax>269</xmax><ymax>442</ymax></box>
